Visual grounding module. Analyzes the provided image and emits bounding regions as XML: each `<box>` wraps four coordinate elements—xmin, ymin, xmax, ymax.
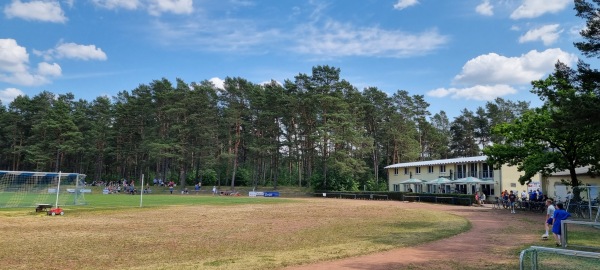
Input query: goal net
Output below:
<box><xmin>0</xmin><ymin>171</ymin><xmax>87</xmax><ymax>208</ymax></box>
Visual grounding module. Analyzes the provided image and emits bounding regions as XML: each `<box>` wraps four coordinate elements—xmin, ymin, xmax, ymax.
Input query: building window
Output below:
<box><xmin>428</xmin><ymin>166</ymin><xmax>434</xmax><ymax>173</ymax></box>
<box><xmin>393</xmin><ymin>184</ymin><xmax>400</xmax><ymax>192</ymax></box>
<box><xmin>482</xmin><ymin>163</ymin><xmax>494</xmax><ymax>179</ymax></box>
<box><xmin>439</xmin><ymin>165</ymin><xmax>446</xmax><ymax>173</ymax></box>
<box><xmin>404</xmin><ymin>168</ymin><xmax>408</xmax><ymax>175</ymax></box>
<box><xmin>394</xmin><ymin>168</ymin><xmax>399</xmax><ymax>175</ymax></box>
<box><xmin>469</xmin><ymin>163</ymin><xmax>478</xmax><ymax>177</ymax></box>
<box><xmin>481</xmin><ymin>184</ymin><xmax>495</xmax><ymax>196</ymax></box>
<box><xmin>457</xmin><ymin>164</ymin><xmax>466</xmax><ymax>179</ymax></box>
<box><xmin>415</xmin><ymin>167</ymin><xmax>421</xmax><ymax>174</ymax></box>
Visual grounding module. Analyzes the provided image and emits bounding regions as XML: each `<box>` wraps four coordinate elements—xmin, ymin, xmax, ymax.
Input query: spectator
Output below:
<box><xmin>508</xmin><ymin>190</ymin><xmax>517</xmax><ymax>214</ymax></box>
<box><xmin>529</xmin><ymin>190</ymin><xmax>536</xmax><ymax>202</ymax></box>
<box><xmin>169</xmin><ymin>185</ymin><xmax>174</xmax><ymax>194</ymax></box>
<box><xmin>552</xmin><ymin>202</ymin><xmax>571</xmax><ymax>247</ymax></box>
<box><xmin>502</xmin><ymin>190</ymin><xmax>509</xmax><ymax>209</ymax></box>
<box><xmin>212</xmin><ymin>186</ymin><xmax>217</xmax><ymax>196</ymax></box>
<box><xmin>480</xmin><ymin>192</ymin><xmax>486</xmax><ymax>205</ymax></box>
<box><xmin>521</xmin><ymin>190</ymin><xmax>527</xmax><ymax>201</ymax></box>
<box><xmin>565</xmin><ymin>191</ymin><xmax>573</xmax><ymax>202</ymax></box>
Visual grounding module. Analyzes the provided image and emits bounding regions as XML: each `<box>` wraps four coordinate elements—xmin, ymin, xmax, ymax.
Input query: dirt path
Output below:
<box><xmin>285</xmin><ymin>202</ymin><xmax>544</xmax><ymax>270</ymax></box>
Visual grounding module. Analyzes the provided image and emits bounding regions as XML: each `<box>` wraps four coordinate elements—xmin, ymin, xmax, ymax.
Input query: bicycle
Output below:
<box><xmin>567</xmin><ymin>200</ymin><xmax>588</xmax><ymax>219</ymax></box>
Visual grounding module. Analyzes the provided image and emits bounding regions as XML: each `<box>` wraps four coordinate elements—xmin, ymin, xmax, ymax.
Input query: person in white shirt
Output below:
<box><xmin>542</xmin><ymin>199</ymin><xmax>556</xmax><ymax>239</ymax></box>
<box><xmin>565</xmin><ymin>191</ymin><xmax>573</xmax><ymax>202</ymax></box>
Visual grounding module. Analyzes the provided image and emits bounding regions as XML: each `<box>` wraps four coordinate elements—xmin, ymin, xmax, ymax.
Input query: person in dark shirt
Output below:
<box><xmin>509</xmin><ymin>190</ymin><xmax>517</xmax><ymax>214</ymax></box>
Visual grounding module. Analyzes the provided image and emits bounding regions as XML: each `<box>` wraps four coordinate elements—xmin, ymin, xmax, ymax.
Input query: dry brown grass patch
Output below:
<box><xmin>1</xmin><ymin>198</ymin><xmax>468</xmax><ymax>270</ymax></box>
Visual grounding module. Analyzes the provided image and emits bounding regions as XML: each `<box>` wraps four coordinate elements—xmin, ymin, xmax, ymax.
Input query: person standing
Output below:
<box><xmin>212</xmin><ymin>186</ymin><xmax>217</xmax><ymax>196</ymax></box>
<box><xmin>552</xmin><ymin>202</ymin><xmax>571</xmax><ymax>247</ymax></box>
<box><xmin>542</xmin><ymin>199</ymin><xmax>555</xmax><ymax>239</ymax></box>
<box><xmin>508</xmin><ymin>190</ymin><xmax>517</xmax><ymax>214</ymax></box>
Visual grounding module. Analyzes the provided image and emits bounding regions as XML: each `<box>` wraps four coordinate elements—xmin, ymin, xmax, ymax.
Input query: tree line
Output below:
<box><xmin>0</xmin><ymin>66</ymin><xmax>530</xmax><ymax>191</ymax></box>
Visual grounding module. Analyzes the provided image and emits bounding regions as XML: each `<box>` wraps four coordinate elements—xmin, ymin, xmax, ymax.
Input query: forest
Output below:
<box><xmin>0</xmin><ymin>65</ymin><xmax>531</xmax><ymax>191</ymax></box>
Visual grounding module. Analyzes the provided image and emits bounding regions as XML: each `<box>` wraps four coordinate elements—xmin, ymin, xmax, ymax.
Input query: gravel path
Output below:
<box><xmin>285</xmin><ymin>202</ymin><xmax>543</xmax><ymax>270</ymax></box>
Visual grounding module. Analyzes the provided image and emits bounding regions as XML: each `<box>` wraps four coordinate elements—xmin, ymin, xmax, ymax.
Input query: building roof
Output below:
<box><xmin>551</xmin><ymin>166</ymin><xmax>591</xmax><ymax>176</ymax></box>
<box><xmin>384</xmin><ymin>156</ymin><xmax>488</xmax><ymax>169</ymax></box>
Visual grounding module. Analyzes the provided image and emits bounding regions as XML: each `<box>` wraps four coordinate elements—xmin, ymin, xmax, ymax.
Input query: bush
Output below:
<box><xmin>313</xmin><ymin>191</ymin><xmax>475</xmax><ymax>206</ymax></box>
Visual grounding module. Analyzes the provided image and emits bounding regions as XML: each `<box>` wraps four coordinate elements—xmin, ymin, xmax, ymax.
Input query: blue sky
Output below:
<box><xmin>0</xmin><ymin>0</ymin><xmax>591</xmax><ymax>118</ymax></box>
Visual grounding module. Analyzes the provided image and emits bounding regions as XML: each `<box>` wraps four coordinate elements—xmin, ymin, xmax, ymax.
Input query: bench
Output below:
<box><xmin>220</xmin><ymin>191</ymin><xmax>240</xmax><ymax>196</ymax></box>
<box><xmin>35</xmin><ymin>204</ymin><xmax>52</xmax><ymax>212</ymax></box>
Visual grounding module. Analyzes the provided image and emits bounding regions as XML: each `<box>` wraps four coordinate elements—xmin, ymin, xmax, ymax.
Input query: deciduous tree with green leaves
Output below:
<box><xmin>484</xmin><ymin>62</ymin><xmax>600</xmax><ymax>199</ymax></box>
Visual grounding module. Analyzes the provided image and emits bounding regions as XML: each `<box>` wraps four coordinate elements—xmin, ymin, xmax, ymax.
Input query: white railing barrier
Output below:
<box><xmin>519</xmin><ymin>246</ymin><xmax>600</xmax><ymax>270</ymax></box>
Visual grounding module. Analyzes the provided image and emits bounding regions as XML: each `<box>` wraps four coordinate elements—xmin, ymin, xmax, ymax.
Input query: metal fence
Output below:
<box><xmin>519</xmin><ymin>246</ymin><xmax>600</xmax><ymax>270</ymax></box>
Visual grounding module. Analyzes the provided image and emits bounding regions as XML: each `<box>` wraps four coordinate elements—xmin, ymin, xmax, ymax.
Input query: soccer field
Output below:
<box><xmin>0</xmin><ymin>195</ymin><xmax>469</xmax><ymax>270</ymax></box>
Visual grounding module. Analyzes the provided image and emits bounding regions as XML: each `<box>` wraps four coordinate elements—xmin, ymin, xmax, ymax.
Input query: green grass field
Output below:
<box><xmin>0</xmin><ymin>194</ymin><xmax>470</xmax><ymax>270</ymax></box>
<box><xmin>0</xmin><ymin>186</ymin><xmax>303</xmax><ymax>209</ymax></box>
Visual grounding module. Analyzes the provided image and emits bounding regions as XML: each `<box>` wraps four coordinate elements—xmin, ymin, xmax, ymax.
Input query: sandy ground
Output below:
<box><xmin>285</xmin><ymin>201</ymin><xmax>543</xmax><ymax>270</ymax></box>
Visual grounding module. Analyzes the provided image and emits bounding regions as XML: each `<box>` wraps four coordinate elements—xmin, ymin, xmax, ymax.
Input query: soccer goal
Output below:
<box><xmin>0</xmin><ymin>171</ymin><xmax>87</xmax><ymax>209</ymax></box>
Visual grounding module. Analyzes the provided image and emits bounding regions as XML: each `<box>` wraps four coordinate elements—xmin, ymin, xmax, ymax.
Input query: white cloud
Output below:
<box><xmin>476</xmin><ymin>0</ymin><xmax>493</xmax><ymax>16</ymax></box>
<box><xmin>152</xmin><ymin>18</ymin><xmax>281</xmax><ymax>52</ymax></box>
<box><xmin>427</xmin><ymin>85</ymin><xmax>517</xmax><ymax>101</ymax></box>
<box><xmin>393</xmin><ymin>0</ymin><xmax>419</xmax><ymax>10</ymax></box>
<box><xmin>37</xmin><ymin>62</ymin><xmax>62</xmax><ymax>77</ymax></box>
<box><xmin>91</xmin><ymin>0</ymin><xmax>192</xmax><ymax>15</ymax></box>
<box><xmin>519</xmin><ymin>24</ymin><xmax>562</xmax><ymax>46</ymax></box>
<box><xmin>0</xmin><ymin>39</ymin><xmax>29</xmax><ymax>74</ymax></box>
<box><xmin>0</xmin><ymin>39</ymin><xmax>62</xmax><ymax>86</ymax></box>
<box><xmin>0</xmin><ymin>88</ymin><xmax>25</xmax><ymax>104</ymax></box>
<box><xmin>569</xmin><ymin>24</ymin><xmax>585</xmax><ymax>38</ymax></box>
<box><xmin>36</xmin><ymin>42</ymin><xmax>108</xmax><ymax>61</ymax></box>
<box><xmin>91</xmin><ymin>0</ymin><xmax>140</xmax><ymax>10</ymax></box>
<box><xmin>54</xmin><ymin>43</ymin><xmax>108</xmax><ymax>60</ymax></box>
<box><xmin>259</xmin><ymin>80</ymin><xmax>283</xmax><ymax>87</ymax></box>
<box><xmin>63</xmin><ymin>0</ymin><xmax>74</xmax><ymax>8</ymax></box>
<box><xmin>209</xmin><ymin>77</ymin><xmax>224</xmax><ymax>89</ymax></box>
<box><xmin>510</xmin><ymin>0</ymin><xmax>570</xmax><ymax>20</ymax></box>
<box><xmin>148</xmin><ymin>0</ymin><xmax>193</xmax><ymax>16</ymax></box>
<box><xmin>454</xmin><ymin>48</ymin><xmax>577</xmax><ymax>85</ymax></box>
<box><xmin>4</xmin><ymin>0</ymin><xmax>67</xmax><ymax>23</ymax></box>
<box><xmin>294</xmin><ymin>21</ymin><xmax>448</xmax><ymax>58</ymax></box>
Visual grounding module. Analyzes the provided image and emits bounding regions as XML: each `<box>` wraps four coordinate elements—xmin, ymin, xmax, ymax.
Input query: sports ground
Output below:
<box><xmin>1</xmin><ymin>193</ymin><xmax>599</xmax><ymax>270</ymax></box>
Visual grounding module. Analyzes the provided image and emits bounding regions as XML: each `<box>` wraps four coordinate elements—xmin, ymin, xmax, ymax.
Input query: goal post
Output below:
<box><xmin>0</xmin><ymin>170</ymin><xmax>87</xmax><ymax>209</ymax></box>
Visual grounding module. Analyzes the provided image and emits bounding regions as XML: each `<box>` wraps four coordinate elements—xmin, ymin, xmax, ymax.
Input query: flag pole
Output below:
<box><xmin>55</xmin><ymin>171</ymin><xmax>62</xmax><ymax>208</ymax></box>
<box><xmin>140</xmin><ymin>174</ymin><xmax>144</xmax><ymax>208</ymax></box>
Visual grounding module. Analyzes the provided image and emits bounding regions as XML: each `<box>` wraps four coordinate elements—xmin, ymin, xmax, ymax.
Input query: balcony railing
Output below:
<box><xmin>455</xmin><ymin>170</ymin><xmax>494</xmax><ymax>180</ymax></box>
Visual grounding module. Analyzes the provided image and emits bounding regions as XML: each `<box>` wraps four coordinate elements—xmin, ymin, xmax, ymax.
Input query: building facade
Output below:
<box><xmin>385</xmin><ymin>156</ymin><xmax>540</xmax><ymax>200</ymax></box>
<box><xmin>543</xmin><ymin>167</ymin><xmax>600</xmax><ymax>202</ymax></box>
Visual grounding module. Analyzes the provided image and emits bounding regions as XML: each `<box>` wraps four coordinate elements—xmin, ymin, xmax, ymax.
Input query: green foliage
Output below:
<box><xmin>0</xmin><ymin>66</ymin><xmax>534</xmax><ymax>192</ymax></box>
<box><xmin>484</xmin><ymin>62</ymin><xmax>600</xmax><ymax>190</ymax></box>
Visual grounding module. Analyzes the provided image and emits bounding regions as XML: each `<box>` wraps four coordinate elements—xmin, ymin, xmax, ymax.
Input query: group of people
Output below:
<box><xmin>500</xmin><ymin>191</ymin><xmax>572</xmax><ymax>247</ymax></box>
<box><xmin>97</xmin><ymin>179</ymin><xmax>140</xmax><ymax>195</ymax></box>
<box><xmin>500</xmin><ymin>189</ymin><xmax>548</xmax><ymax>213</ymax></box>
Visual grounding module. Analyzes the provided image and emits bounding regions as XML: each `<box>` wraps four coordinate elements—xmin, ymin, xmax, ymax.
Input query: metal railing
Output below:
<box><xmin>519</xmin><ymin>246</ymin><xmax>600</xmax><ymax>270</ymax></box>
<box><xmin>561</xmin><ymin>220</ymin><xmax>600</xmax><ymax>248</ymax></box>
<box><xmin>455</xmin><ymin>170</ymin><xmax>494</xmax><ymax>180</ymax></box>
